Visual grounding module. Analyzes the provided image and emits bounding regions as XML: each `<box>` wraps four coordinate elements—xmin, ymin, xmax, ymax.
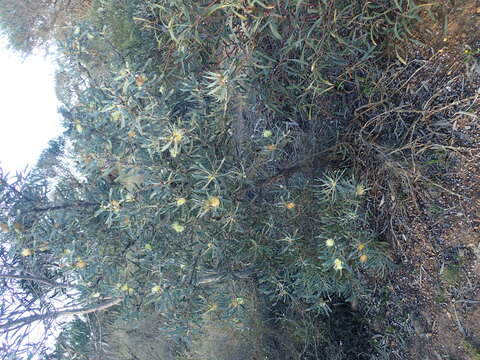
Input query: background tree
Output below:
<box><xmin>0</xmin><ymin>0</ymin><xmax>92</xmax><ymax>55</ymax></box>
<box><xmin>0</xmin><ymin>166</ymin><xmax>122</xmax><ymax>359</ymax></box>
<box><xmin>42</xmin><ymin>316</ymin><xmax>93</xmax><ymax>360</ymax></box>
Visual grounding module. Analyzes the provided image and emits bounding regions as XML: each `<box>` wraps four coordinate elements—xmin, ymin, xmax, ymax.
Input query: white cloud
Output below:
<box><xmin>0</xmin><ymin>37</ymin><xmax>64</xmax><ymax>175</ymax></box>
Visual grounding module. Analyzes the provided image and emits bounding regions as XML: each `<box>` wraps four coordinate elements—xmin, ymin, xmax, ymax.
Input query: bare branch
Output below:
<box><xmin>22</xmin><ymin>201</ymin><xmax>99</xmax><ymax>214</ymax></box>
<box><xmin>0</xmin><ymin>297</ymin><xmax>123</xmax><ymax>332</ymax></box>
<box><xmin>0</xmin><ymin>273</ymin><xmax>81</xmax><ymax>289</ymax></box>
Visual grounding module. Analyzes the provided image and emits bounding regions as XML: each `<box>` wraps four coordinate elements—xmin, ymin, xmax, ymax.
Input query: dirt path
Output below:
<box><xmin>372</xmin><ymin>1</ymin><xmax>480</xmax><ymax>358</ymax></box>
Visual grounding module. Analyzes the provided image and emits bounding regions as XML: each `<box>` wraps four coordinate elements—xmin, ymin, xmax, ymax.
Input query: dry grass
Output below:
<box><xmin>337</xmin><ymin>1</ymin><xmax>480</xmax><ymax>357</ymax></box>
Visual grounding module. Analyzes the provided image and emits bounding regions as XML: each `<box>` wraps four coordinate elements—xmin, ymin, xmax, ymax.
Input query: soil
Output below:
<box><xmin>369</xmin><ymin>1</ymin><xmax>480</xmax><ymax>359</ymax></box>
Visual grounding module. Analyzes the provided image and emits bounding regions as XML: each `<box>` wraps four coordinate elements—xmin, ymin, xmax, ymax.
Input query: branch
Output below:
<box><xmin>196</xmin><ymin>266</ymin><xmax>256</xmax><ymax>286</ymax></box>
<box><xmin>0</xmin><ymin>297</ymin><xmax>123</xmax><ymax>332</ymax></box>
<box><xmin>23</xmin><ymin>201</ymin><xmax>98</xmax><ymax>214</ymax></box>
<box><xmin>0</xmin><ymin>273</ymin><xmax>81</xmax><ymax>290</ymax></box>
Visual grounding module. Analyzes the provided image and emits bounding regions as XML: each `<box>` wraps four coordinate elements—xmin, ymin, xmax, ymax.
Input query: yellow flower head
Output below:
<box><xmin>151</xmin><ymin>285</ymin><xmax>162</xmax><ymax>294</ymax></box>
<box><xmin>333</xmin><ymin>258</ymin><xmax>343</xmax><ymax>271</ymax></box>
<box><xmin>325</xmin><ymin>239</ymin><xmax>335</xmax><ymax>247</ymax></box>
<box><xmin>285</xmin><ymin>201</ymin><xmax>296</xmax><ymax>210</ymax></box>
<box><xmin>176</xmin><ymin>197</ymin><xmax>186</xmax><ymax>206</ymax></box>
<box><xmin>207</xmin><ymin>196</ymin><xmax>221</xmax><ymax>208</ymax></box>
<box><xmin>359</xmin><ymin>254</ymin><xmax>368</xmax><ymax>263</ymax></box>
<box><xmin>355</xmin><ymin>184</ymin><xmax>366</xmax><ymax>196</ymax></box>
<box><xmin>171</xmin><ymin>222</ymin><xmax>185</xmax><ymax>233</ymax></box>
<box><xmin>144</xmin><ymin>244</ymin><xmax>153</xmax><ymax>251</ymax></box>
<box><xmin>120</xmin><ymin>284</ymin><xmax>129</xmax><ymax>292</ymax></box>
<box><xmin>263</xmin><ymin>130</ymin><xmax>273</xmax><ymax>138</ymax></box>
<box><xmin>111</xmin><ymin>111</ymin><xmax>122</xmax><ymax>122</ymax></box>
<box><xmin>75</xmin><ymin>259</ymin><xmax>87</xmax><ymax>269</ymax></box>
<box><xmin>357</xmin><ymin>243</ymin><xmax>366</xmax><ymax>251</ymax></box>
<box><xmin>171</xmin><ymin>129</ymin><xmax>184</xmax><ymax>143</ymax></box>
<box><xmin>21</xmin><ymin>248</ymin><xmax>33</xmax><ymax>257</ymax></box>
<box><xmin>91</xmin><ymin>292</ymin><xmax>101</xmax><ymax>298</ymax></box>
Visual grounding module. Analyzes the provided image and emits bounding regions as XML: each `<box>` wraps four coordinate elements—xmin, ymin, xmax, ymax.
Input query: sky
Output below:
<box><xmin>0</xmin><ymin>37</ymin><xmax>64</xmax><ymax>176</ymax></box>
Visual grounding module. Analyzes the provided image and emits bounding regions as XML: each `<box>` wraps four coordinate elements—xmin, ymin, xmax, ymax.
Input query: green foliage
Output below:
<box><xmin>441</xmin><ymin>264</ymin><xmax>463</xmax><ymax>285</ymax></box>
<box><xmin>88</xmin><ymin>0</ymin><xmax>142</xmax><ymax>52</ymax></box>
<box><xmin>255</xmin><ymin>173</ymin><xmax>390</xmax><ymax>313</ymax></box>
<box><xmin>46</xmin><ymin>317</ymin><xmax>94</xmax><ymax>360</ymax></box>
<box><xmin>462</xmin><ymin>339</ymin><xmax>480</xmax><ymax>360</ymax></box>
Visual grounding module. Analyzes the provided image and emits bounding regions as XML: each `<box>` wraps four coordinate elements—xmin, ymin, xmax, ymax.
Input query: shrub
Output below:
<box><xmin>1</xmin><ymin>0</ymin><xmax>423</xmax><ymax>357</ymax></box>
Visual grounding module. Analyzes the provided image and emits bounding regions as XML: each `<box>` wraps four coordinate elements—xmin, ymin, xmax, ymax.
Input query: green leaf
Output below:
<box><xmin>395</xmin><ymin>47</ymin><xmax>407</xmax><ymax>65</ymax></box>
<box><xmin>268</xmin><ymin>20</ymin><xmax>282</xmax><ymax>40</ymax></box>
<box><xmin>205</xmin><ymin>3</ymin><xmax>231</xmax><ymax>16</ymax></box>
<box><xmin>167</xmin><ymin>17</ymin><xmax>177</xmax><ymax>42</ymax></box>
